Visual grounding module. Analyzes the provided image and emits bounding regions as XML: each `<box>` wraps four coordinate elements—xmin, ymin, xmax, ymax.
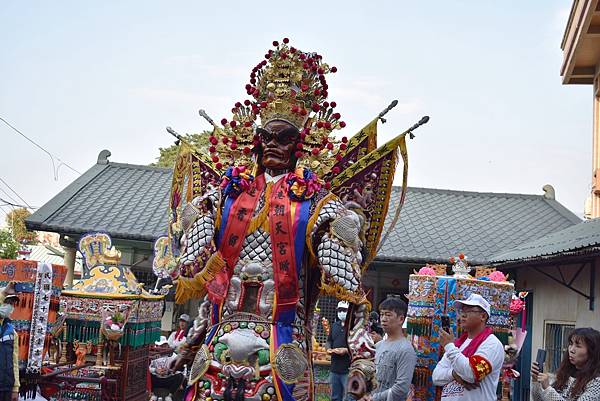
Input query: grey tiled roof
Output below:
<box><xmin>490</xmin><ymin>217</ymin><xmax>600</xmax><ymax>263</ymax></box>
<box><xmin>27</xmin><ymin>155</ymin><xmax>581</xmax><ymax>264</ymax></box>
<box><xmin>26</xmin><ymin>159</ymin><xmax>171</xmax><ymax>241</ymax></box>
<box><xmin>377</xmin><ymin>187</ymin><xmax>581</xmax><ymax>265</ymax></box>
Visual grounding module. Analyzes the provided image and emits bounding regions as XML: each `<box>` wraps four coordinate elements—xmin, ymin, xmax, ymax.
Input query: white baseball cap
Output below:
<box><xmin>337</xmin><ymin>300</ymin><xmax>349</xmax><ymax>310</ymax></box>
<box><xmin>455</xmin><ymin>294</ymin><xmax>491</xmax><ymax>318</ymax></box>
<box><xmin>179</xmin><ymin>314</ymin><xmax>190</xmax><ymax>322</ymax></box>
<box><xmin>155</xmin><ymin>336</ymin><xmax>169</xmax><ymax>346</ymax></box>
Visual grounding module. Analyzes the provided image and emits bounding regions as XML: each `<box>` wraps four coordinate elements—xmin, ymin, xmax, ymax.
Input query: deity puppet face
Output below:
<box><xmin>257</xmin><ymin>120</ymin><xmax>300</xmax><ymax>172</ymax></box>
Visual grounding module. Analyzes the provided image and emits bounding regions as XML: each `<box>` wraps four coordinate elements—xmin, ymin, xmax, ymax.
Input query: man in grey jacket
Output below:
<box><xmin>359</xmin><ymin>296</ymin><xmax>416</xmax><ymax>401</ymax></box>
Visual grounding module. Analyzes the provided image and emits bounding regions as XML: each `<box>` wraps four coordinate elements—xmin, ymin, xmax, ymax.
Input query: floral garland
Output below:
<box><xmin>103</xmin><ymin>310</ymin><xmax>126</xmax><ymax>332</ymax></box>
<box><xmin>416</xmin><ymin>266</ymin><xmax>436</xmax><ymax>276</ymax></box>
<box><xmin>510</xmin><ymin>292</ymin><xmax>528</xmax><ymax>314</ymax></box>
<box><xmin>478</xmin><ymin>271</ymin><xmax>507</xmax><ymax>282</ymax></box>
<box><xmin>220</xmin><ymin>166</ymin><xmax>254</xmax><ymax>198</ymax></box>
<box><xmin>219</xmin><ymin>165</ymin><xmax>323</xmax><ymax>201</ymax></box>
<box><xmin>285</xmin><ymin>167</ymin><xmax>323</xmax><ymax>201</ymax></box>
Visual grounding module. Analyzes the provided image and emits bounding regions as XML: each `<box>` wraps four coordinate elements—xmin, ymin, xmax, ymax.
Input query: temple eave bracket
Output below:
<box><xmin>533</xmin><ymin>259</ymin><xmax>596</xmax><ymax>311</ymax></box>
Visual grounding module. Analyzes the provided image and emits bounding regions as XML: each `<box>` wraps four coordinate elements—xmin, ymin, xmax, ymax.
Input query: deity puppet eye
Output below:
<box><xmin>257</xmin><ymin>127</ymin><xmax>300</xmax><ymax>145</ymax></box>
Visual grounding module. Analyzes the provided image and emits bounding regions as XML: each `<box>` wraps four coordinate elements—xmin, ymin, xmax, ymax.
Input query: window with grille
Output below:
<box><xmin>314</xmin><ymin>296</ymin><xmax>339</xmax><ymax>345</ymax></box>
<box><xmin>544</xmin><ymin>322</ymin><xmax>575</xmax><ymax>373</ymax></box>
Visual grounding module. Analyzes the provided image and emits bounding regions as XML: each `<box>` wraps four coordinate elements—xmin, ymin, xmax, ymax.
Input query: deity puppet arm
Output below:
<box><xmin>178</xmin><ymin>187</ymin><xmax>221</xmax><ymax>267</ymax></box>
<box><xmin>175</xmin><ymin>187</ymin><xmax>226</xmax><ymax>303</ymax></box>
<box><xmin>314</xmin><ymin>198</ymin><xmax>377</xmax><ymax>397</ymax></box>
<box><xmin>170</xmin><ymin>298</ymin><xmax>211</xmax><ymax>373</ymax></box>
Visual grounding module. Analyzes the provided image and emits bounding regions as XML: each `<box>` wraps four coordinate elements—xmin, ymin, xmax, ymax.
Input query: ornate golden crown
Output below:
<box><xmin>208</xmin><ymin>38</ymin><xmax>349</xmax><ymax>177</ymax></box>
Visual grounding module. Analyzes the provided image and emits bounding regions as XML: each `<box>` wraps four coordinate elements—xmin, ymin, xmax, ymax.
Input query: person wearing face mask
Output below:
<box><xmin>0</xmin><ymin>283</ymin><xmax>20</xmax><ymax>401</ymax></box>
<box><xmin>327</xmin><ymin>301</ymin><xmax>351</xmax><ymax>401</ymax></box>
<box><xmin>531</xmin><ymin>327</ymin><xmax>600</xmax><ymax>401</ymax></box>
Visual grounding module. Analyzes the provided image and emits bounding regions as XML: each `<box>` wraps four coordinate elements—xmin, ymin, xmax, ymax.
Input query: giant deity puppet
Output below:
<box><xmin>152</xmin><ymin>38</ymin><xmax>428</xmax><ymax>401</ymax></box>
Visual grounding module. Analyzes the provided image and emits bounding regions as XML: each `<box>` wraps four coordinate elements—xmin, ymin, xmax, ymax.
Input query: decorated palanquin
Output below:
<box><xmin>0</xmin><ymin>259</ymin><xmax>66</xmax><ymax>392</ymax></box>
<box><xmin>56</xmin><ymin>232</ymin><xmax>164</xmax><ymax>401</ymax></box>
<box><xmin>153</xmin><ymin>38</ymin><xmax>428</xmax><ymax>401</ymax></box>
<box><xmin>406</xmin><ymin>256</ymin><xmax>519</xmax><ymax>401</ymax></box>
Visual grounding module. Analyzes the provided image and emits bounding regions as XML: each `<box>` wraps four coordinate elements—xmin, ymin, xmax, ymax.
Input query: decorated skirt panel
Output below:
<box><xmin>61</xmin><ymin>297</ymin><xmax>163</xmax><ymax>347</ymax></box>
<box><xmin>189</xmin><ymin>312</ymin><xmax>312</xmax><ymax>401</ymax></box>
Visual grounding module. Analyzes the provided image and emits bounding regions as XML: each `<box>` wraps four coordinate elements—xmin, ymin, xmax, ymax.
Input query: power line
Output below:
<box><xmin>0</xmin><ymin>185</ymin><xmax>19</xmax><ymax>206</ymax></box>
<box><xmin>0</xmin><ymin>176</ymin><xmax>32</xmax><ymax>208</ymax></box>
<box><xmin>0</xmin><ymin>116</ymin><xmax>82</xmax><ymax>180</ymax></box>
<box><xmin>0</xmin><ymin>198</ymin><xmax>37</xmax><ymax>210</ymax></box>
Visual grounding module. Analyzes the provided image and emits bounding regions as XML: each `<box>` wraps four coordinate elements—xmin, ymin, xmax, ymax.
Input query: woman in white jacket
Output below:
<box><xmin>531</xmin><ymin>327</ymin><xmax>600</xmax><ymax>401</ymax></box>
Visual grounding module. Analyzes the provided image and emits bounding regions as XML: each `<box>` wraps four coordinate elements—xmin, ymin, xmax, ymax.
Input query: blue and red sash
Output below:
<box><xmin>207</xmin><ymin>175</ymin><xmax>265</xmax><ymax>304</ymax></box>
<box><xmin>211</xmin><ymin>174</ymin><xmax>312</xmax><ymax>401</ymax></box>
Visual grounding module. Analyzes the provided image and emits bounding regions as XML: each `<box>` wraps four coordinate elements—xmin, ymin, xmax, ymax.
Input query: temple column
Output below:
<box><xmin>592</xmin><ymin>80</ymin><xmax>600</xmax><ymax>218</ymax></box>
<box><xmin>60</xmin><ymin>235</ymin><xmax>77</xmax><ymax>288</ymax></box>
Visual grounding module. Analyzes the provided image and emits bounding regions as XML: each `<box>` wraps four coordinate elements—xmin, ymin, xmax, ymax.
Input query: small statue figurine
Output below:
<box><xmin>450</xmin><ymin>253</ymin><xmax>471</xmax><ymax>277</ymax></box>
<box><xmin>73</xmin><ymin>340</ymin><xmax>92</xmax><ymax>366</ymax></box>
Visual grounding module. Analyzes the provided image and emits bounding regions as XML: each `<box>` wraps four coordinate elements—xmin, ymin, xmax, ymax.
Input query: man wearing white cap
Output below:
<box><xmin>167</xmin><ymin>314</ymin><xmax>189</xmax><ymax>351</ymax></box>
<box><xmin>432</xmin><ymin>294</ymin><xmax>505</xmax><ymax>401</ymax></box>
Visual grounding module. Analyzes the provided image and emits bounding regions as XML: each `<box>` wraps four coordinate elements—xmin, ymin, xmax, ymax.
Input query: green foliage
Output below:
<box><xmin>5</xmin><ymin>207</ymin><xmax>37</xmax><ymax>243</ymax></box>
<box><xmin>151</xmin><ymin>131</ymin><xmax>212</xmax><ymax>168</ymax></box>
<box><xmin>112</xmin><ymin>311</ymin><xmax>124</xmax><ymax>323</ymax></box>
<box><xmin>0</xmin><ymin>229</ymin><xmax>19</xmax><ymax>259</ymax></box>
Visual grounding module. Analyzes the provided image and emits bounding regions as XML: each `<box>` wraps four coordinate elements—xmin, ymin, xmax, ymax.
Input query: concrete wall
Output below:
<box><xmin>514</xmin><ymin>257</ymin><xmax>600</xmax><ymax>355</ymax></box>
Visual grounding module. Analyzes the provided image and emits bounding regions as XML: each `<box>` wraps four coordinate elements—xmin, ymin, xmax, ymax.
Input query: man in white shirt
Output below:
<box><xmin>167</xmin><ymin>314</ymin><xmax>189</xmax><ymax>351</ymax></box>
<box><xmin>432</xmin><ymin>294</ymin><xmax>505</xmax><ymax>401</ymax></box>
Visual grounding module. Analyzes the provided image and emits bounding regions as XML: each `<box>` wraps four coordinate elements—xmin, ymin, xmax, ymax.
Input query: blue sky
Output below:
<box><xmin>0</xmin><ymin>1</ymin><xmax>590</xmax><ymax>226</ymax></box>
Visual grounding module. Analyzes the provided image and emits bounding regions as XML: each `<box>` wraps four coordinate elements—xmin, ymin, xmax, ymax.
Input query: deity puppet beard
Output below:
<box><xmin>256</xmin><ymin>120</ymin><xmax>301</xmax><ymax>176</ymax></box>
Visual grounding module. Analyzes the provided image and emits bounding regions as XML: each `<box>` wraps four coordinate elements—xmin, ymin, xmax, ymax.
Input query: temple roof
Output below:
<box><xmin>490</xmin><ymin>217</ymin><xmax>600</xmax><ymax>263</ymax></box>
<box><xmin>377</xmin><ymin>187</ymin><xmax>580</xmax><ymax>265</ymax></box>
<box><xmin>27</xmin><ymin>151</ymin><xmax>581</xmax><ymax>265</ymax></box>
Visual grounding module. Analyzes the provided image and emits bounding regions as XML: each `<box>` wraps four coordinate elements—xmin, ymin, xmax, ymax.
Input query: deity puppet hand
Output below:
<box><xmin>347</xmin><ymin>358</ymin><xmax>377</xmax><ymax>398</ymax></box>
<box><xmin>347</xmin><ymin>303</ymin><xmax>377</xmax><ymax>398</ymax></box>
<box><xmin>170</xmin><ymin>300</ymin><xmax>210</xmax><ymax>372</ymax></box>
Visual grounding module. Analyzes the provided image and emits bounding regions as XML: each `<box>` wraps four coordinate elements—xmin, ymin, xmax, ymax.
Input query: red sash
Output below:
<box><xmin>206</xmin><ymin>175</ymin><xmax>265</xmax><ymax>304</ymax></box>
<box><xmin>174</xmin><ymin>329</ymin><xmax>185</xmax><ymax>341</ymax></box>
<box><xmin>269</xmin><ymin>178</ymin><xmax>299</xmax><ymax>311</ymax></box>
<box><xmin>454</xmin><ymin>327</ymin><xmax>493</xmax><ymax>357</ymax></box>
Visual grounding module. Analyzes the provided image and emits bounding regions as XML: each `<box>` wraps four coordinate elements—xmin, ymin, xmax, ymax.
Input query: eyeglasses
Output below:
<box><xmin>459</xmin><ymin>308</ymin><xmax>484</xmax><ymax>316</ymax></box>
<box><xmin>257</xmin><ymin>127</ymin><xmax>300</xmax><ymax>146</ymax></box>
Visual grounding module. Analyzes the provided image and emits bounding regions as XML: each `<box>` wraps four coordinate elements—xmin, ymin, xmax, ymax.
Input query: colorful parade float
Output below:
<box><xmin>39</xmin><ymin>232</ymin><xmax>165</xmax><ymax>401</ymax></box>
<box><xmin>0</xmin><ymin>258</ymin><xmax>67</xmax><ymax>398</ymax></box>
<box><xmin>407</xmin><ymin>254</ymin><xmax>528</xmax><ymax>401</ymax></box>
<box><xmin>151</xmin><ymin>37</ymin><xmax>428</xmax><ymax>401</ymax></box>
